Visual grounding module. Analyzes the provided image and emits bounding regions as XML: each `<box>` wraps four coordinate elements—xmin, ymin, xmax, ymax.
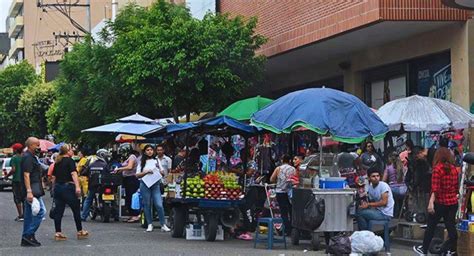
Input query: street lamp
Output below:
<box><xmin>442</xmin><ymin>0</ymin><xmax>474</xmax><ymax>10</ymax></box>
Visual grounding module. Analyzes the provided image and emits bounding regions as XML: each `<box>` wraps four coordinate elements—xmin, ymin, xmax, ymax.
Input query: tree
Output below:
<box><xmin>109</xmin><ymin>0</ymin><xmax>266</xmax><ymax>122</ymax></box>
<box><xmin>18</xmin><ymin>82</ymin><xmax>56</xmax><ymax>138</ymax></box>
<box><xmin>0</xmin><ymin>61</ymin><xmax>40</xmax><ymax>146</ymax></box>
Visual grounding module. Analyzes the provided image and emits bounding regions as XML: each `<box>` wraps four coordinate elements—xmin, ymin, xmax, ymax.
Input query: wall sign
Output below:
<box><xmin>33</xmin><ymin>40</ymin><xmax>64</xmax><ymax>58</ymax></box>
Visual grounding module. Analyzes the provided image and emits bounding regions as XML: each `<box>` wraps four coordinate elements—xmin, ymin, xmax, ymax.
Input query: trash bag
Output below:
<box><xmin>350</xmin><ymin>230</ymin><xmax>384</xmax><ymax>253</ymax></box>
<box><xmin>302</xmin><ymin>196</ymin><xmax>325</xmax><ymax>231</ymax></box>
<box><xmin>327</xmin><ymin>233</ymin><xmax>352</xmax><ymax>255</ymax></box>
<box><xmin>131</xmin><ymin>191</ymin><xmax>141</xmax><ymax>210</ymax></box>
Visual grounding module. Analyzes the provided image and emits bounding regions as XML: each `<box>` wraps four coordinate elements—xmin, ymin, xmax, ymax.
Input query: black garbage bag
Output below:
<box><xmin>327</xmin><ymin>233</ymin><xmax>352</xmax><ymax>255</ymax></box>
<box><xmin>302</xmin><ymin>196</ymin><xmax>325</xmax><ymax>231</ymax></box>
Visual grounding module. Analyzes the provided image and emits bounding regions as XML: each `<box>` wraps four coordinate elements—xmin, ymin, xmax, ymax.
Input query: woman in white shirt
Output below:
<box><xmin>136</xmin><ymin>145</ymin><xmax>170</xmax><ymax>232</ymax></box>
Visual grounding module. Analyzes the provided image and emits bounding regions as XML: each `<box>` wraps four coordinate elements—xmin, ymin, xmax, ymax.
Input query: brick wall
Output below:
<box><xmin>219</xmin><ymin>0</ymin><xmax>471</xmax><ymax>56</ymax></box>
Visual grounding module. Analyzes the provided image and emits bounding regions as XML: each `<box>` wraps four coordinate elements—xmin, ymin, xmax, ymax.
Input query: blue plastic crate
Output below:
<box><xmin>319</xmin><ymin>178</ymin><xmax>347</xmax><ymax>189</ymax></box>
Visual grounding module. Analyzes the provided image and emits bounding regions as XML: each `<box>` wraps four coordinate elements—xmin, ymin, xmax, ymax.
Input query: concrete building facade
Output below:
<box><xmin>219</xmin><ymin>0</ymin><xmax>474</xmax><ymax>113</ymax></box>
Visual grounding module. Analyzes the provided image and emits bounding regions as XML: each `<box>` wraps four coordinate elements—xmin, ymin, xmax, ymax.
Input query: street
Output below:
<box><xmin>0</xmin><ymin>190</ymin><xmax>414</xmax><ymax>256</ymax></box>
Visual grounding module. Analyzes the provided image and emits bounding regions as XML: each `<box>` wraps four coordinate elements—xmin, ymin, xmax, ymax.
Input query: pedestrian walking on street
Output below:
<box><xmin>51</xmin><ymin>144</ymin><xmax>89</xmax><ymax>241</ymax></box>
<box><xmin>413</xmin><ymin>147</ymin><xmax>458</xmax><ymax>256</ymax></box>
<box><xmin>21</xmin><ymin>137</ymin><xmax>46</xmax><ymax>247</ymax></box>
<box><xmin>6</xmin><ymin>143</ymin><xmax>24</xmax><ymax>222</ymax></box>
<box><xmin>115</xmin><ymin>149</ymin><xmax>140</xmax><ymax>222</ymax></box>
<box><xmin>136</xmin><ymin>144</ymin><xmax>170</xmax><ymax>232</ymax></box>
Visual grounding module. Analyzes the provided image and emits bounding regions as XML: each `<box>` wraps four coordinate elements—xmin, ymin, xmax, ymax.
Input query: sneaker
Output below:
<box><xmin>21</xmin><ymin>236</ymin><xmax>40</xmax><ymax>247</ymax></box>
<box><xmin>161</xmin><ymin>224</ymin><xmax>171</xmax><ymax>232</ymax></box>
<box><xmin>146</xmin><ymin>224</ymin><xmax>153</xmax><ymax>232</ymax></box>
<box><xmin>31</xmin><ymin>236</ymin><xmax>41</xmax><ymax>246</ymax></box>
<box><xmin>413</xmin><ymin>245</ymin><xmax>427</xmax><ymax>255</ymax></box>
<box><xmin>446</xmin><ymin>250</ymin><xmax>457</xmax><ymax>256</ymax></box>
<box><xmin>15</xmin><ymin>216</ymin><xmax>24</xmax><ymax>222</ymax></box>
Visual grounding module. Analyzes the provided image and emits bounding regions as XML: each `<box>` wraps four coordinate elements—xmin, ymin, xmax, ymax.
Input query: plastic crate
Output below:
<box><xmin>319</xmin><ymin>177</ymin><xmax>347</xmax><ymax>189</ymax></box>
<box><xmin>185</xmin><ymin>224</ymin><xmax>224</xmax><ymax>240</ymax></box>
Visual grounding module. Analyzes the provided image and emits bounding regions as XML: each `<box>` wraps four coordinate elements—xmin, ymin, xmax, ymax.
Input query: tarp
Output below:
<box><xmin>218</xmin><ymin>96</ymin><xmax>273</xmax><ymax>121</ymax></box>
<box><xmin>251</xmin><ymin>88</ymin><xmax>388</xmax><ymax>143</ymax></box>
<box><xmin>376</xmin><ymin>95</ymin><xmax>474</xmax><ymax>131</ymax></box>
<box><xmin>145</xmin><ymin>116</ymin><xmax>259</xmax><ymax>136</ymax></box>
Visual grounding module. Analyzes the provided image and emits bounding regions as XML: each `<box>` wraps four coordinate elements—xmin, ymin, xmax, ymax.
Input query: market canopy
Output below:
<box><xmin>251</xmin><ymin>88</ymin><xmax>388</xmax><ymax>143</ymax></box>
<box><xmin>82</xmin><ymin>113</ymin><xmax>163</xmax><ymax>136</ymax></box>
<box><xmin>376</xmin><ymin>95</ymin><xmax>474</xmax><ymax>131</ymax></box>
<box><xmin>218</xmin><ymin>96</ymin><xmax>273</xmax><ymax>121</ymax></box>
<box><xmin>116</xmin><ymin>113</ymin><xmax>154</xmax><ymax>123</ymax></box>
<box><xmin>145</xmin><ymin>116</ymin><xmax>260</xmax><ymax>137</ymax></box>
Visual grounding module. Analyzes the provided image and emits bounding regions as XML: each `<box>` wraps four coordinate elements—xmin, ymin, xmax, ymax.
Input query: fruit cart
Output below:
<box><xmin>168</xmin><ymin>172</ymin><xmax>244</xmax><ymax>241</ymax></box>
<box><xmin>145</xmin><ymin>116</ymin><xmax>260</xmax><ymax>241</ymax></box>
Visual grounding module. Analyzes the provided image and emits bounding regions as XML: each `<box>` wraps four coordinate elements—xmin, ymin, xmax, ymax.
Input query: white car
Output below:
<box><xmin>0</xmin><ymin>158</ymin><xmax>13</xmax><ymax>191</ymax></box>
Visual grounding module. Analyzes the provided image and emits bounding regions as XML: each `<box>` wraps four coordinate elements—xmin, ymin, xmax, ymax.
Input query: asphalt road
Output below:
<box><xmin>0</xmin><ymin>190</ymin><xmax>413</xmax><ymax>256</ymax></box>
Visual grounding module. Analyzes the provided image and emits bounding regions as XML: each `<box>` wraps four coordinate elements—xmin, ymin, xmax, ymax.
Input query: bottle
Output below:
<box><xmin>313</xmin><ymin>175</ymin><xmax>320</xmax><ymax>189</ymax></box>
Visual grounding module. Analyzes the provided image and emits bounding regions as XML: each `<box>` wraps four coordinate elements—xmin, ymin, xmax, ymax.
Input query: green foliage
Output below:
<box><xmin>0</xmin><ymin>61</ymin><xmax>40</xmax><ymax>146</ymax></box>
<box><xmin>18</xmin><ymin>82</ymin><xmax>56</xmax><ymax>137</ymax></box>
<box><xmin>48</xmin><ymin>0</ymin><xmax>267</xmax><ymax>144</ymax></box>
<box><xmin>110</xmin><ymin>0</ymin><xmax>267</xmax><ymax>121</ymax></box>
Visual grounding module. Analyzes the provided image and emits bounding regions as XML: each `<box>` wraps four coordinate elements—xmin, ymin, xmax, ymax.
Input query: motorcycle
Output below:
<box><xmin>89</xmin><ymin>173</ymin><xmax>122</xmax><ymax>223</ymax></box>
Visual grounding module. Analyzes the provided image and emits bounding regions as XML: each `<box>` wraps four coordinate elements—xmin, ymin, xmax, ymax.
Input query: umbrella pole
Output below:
<box><xmin>319</xmin><ymin>135</ymin><xmax>323</xmax><ymax>176</ymax></box>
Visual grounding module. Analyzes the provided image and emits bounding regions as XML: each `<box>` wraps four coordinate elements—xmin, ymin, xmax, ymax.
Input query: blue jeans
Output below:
<box><xmin>81</xmin><ymin>187</ymin><xmax>97</xmax><ymax>220</ymax></box>
<box><xmin>23</xmin><ymin>197</ymin><xmax>46</xmax><ymax>237</ymax></box>
<box><xmin>140</xmin><ymin>181</ymin><xmax>165</xmax><ymax>226</ymax></box>
<box><xmin>357</xmin><ymin>208</ymin><xmax>391</xmax><ymax>230</ymax></box>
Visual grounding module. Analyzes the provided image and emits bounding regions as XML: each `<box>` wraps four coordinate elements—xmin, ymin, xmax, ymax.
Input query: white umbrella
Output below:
<box><xmin>376</xmin><ymin>95</ymin><xmax>474</xmax><ymax>131</ymax></box>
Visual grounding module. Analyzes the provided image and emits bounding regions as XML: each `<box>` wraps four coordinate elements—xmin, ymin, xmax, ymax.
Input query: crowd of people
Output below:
<box><xmin>3</xmin><ymin>135</ymin><xmax>464</xmax><ymax>255</ymax></box>
<box><xmin>4</xmin><ymin>137</ymin><xmax>181</xmax><ymax>247</ymax></box>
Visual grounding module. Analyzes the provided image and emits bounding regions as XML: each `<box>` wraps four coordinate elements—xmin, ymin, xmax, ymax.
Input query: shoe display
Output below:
<box><xmin>161</xmin><ymin>224</ymin><xmax>171</xmax><ymax>232</ymax></box>
<box><xmin>146</xmin><ymin>224</ymin><xmax>153</xmax><ymax>232</ymax></box>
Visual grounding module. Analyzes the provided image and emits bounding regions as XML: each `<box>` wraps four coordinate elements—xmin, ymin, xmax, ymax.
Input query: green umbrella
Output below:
<box><xmin>218</xmin><ymin>96</ymin><xmax>273</xmax><ymax>121</ymax></box>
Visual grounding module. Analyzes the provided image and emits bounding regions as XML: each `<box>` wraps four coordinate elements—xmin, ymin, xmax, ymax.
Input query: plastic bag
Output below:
<box><xmin>131</xmin><ymin>191</ymin><xmax>141</xmax><ymax>210</ymax></box>
<box><xmin>32</xmin><ymin>197</ymin><xmax>40</xmax><ymax>216</ymax></box>
<box><xmin>350</xmin><ymin>230</ymin><xmax>384</xmax><ymax>253</ymax></box>
<box><xmin>302</xmin><ymin>196</ymin><xmax>325</xmax><ymax>231</ymax></box>
<box><xmin>327</xmin><ymin>233</ymin><xmax>351</xmax><ymax>255</ymax></box>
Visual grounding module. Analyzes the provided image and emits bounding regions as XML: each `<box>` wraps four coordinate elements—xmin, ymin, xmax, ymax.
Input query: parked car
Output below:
<box><xmin>0</xmin><ymin>158</ymin><xmax>13</xmax><ymax>191</ymax></box>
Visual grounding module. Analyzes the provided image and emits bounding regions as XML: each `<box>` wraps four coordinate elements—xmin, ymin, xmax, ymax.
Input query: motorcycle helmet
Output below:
<box><xmin>96</xmin><ymin>149</ymin><xmax>110</xmax><ymax>162</ymax></box>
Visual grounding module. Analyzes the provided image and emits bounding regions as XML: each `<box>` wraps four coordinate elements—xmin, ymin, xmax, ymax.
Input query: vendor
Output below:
<box><xmin>270</xmin><ymin>154</ymin><xmax>296</xmax><ymax>236</ymax></box>
<box><xmin>356</xmin><ymin>167</ymin><xmax>394</xmax><ymax>230</ymax></box>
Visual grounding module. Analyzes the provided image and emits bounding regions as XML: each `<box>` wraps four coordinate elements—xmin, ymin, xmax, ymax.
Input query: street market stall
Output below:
<box><xmin>376</xmin><ymin>95</ymin><xmax>474</xmax><ymax>220</ymax></box>
<box><xmin>251</xmin><ymin>88</ymin><xmax>389</xmax><ymax>251</ymax></box>
<box><xmin>145</xmin><ymin>116</ymin><xmax>261</xmax><ymax>241</ymax></box>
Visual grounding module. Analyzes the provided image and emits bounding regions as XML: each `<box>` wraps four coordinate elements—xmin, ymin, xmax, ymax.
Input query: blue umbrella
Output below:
<box><xmin>82</xmin><ymin>122</ymin><xmax>163</xmax><ymax>135</ymax></box>
<box><xmin>48</xmin><ymin>142</ymin><xmax>65</xmax><ymax>152</ymax></box>
<box><xmin>251</xmin><ymin>88</ymin><xmax>388</xmax><ymax>143</ymax></box>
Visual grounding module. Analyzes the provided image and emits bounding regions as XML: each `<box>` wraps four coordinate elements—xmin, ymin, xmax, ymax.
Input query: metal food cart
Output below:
<box><xmin>291</xmin><ymin>187</ymin><xmax>356</xmax><ymax>251</ymax></box>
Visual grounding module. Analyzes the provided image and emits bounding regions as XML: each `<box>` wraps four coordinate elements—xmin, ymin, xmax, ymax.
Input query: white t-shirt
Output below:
<box><xmin>366</xmin><ymin>181</ymin><xmax>394</xmax><ymax>217</ymax></box>
<box><xmin>157</xmin><ymin>155</ymin><xmax>172</xmax><ymax>176</ymax></box>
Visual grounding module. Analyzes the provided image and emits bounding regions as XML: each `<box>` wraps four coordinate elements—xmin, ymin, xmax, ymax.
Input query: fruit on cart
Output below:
<box><xmin>185</xmin><ymin>176</ymin><xmax>205</xmax><ymax>198</ymax></box>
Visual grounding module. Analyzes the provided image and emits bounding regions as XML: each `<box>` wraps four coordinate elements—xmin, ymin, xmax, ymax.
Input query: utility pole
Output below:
<box><xmin>86</xmin><ymin>0</ymin><xmax>91</xmax><ymax>33</ymax></box>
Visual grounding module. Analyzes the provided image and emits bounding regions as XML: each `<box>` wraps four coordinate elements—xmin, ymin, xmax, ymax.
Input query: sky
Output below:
<box><xmin>0</xmin><ymin>0</ymin><xmax>216</xmax><ymax>32</ymax></box>
<box><xmin>0</xmin><ymin>0</ymin><xmax>10</xmax><ymax>32</ymax></box>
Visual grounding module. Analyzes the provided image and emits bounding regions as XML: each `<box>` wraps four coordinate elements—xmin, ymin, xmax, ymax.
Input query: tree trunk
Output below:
<box><xmin>173</xmin><ymin>105</ymin><xmax>179</xmax><ymax>123</ymax></box>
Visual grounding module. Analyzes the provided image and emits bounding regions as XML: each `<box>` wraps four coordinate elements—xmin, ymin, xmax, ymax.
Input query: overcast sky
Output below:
<box><xmin>0</xmin><ymin>1</ymin><xmax>9</xmax><ymax>32</ymax></box>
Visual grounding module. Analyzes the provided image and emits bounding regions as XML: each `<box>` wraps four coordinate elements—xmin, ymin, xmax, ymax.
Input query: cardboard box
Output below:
<box><xmin>458</xmin><ymin>230</ymin><xmax>474</xmax><ymax>256</ymax></box>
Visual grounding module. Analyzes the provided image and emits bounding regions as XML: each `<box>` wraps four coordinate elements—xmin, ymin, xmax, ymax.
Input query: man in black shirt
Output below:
<box><xmin>172</xmin><ymin>147</ymin><xmax>186</xmax><ymax>170</ymax></box>
<box><xmin>21</xmin><ymin>137</ymin><xmax>45</xmax><ymax>247</ymax></box>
